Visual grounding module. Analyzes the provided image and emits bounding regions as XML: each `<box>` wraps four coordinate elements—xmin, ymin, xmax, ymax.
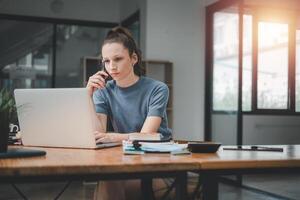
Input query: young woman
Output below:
<box><xmin>87</xmin><ymin>27</ymin><xmax>171</xmax><ymax>143</ymax></box>
<box><xmin>86</xmin><ymin>27</ymin><xmax>172</xmax><ymax>200</ymax></box>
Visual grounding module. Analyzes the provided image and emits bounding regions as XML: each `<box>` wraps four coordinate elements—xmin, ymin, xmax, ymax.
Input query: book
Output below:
<box><xmin>129</xmin><ymin>133</ymin><xmax>161</xmax><ymax>141</ymax></box>
<box><xmin>122</xmin><ymin>140</ymin><xmax>188</xmax><ymax>153</ymax></box>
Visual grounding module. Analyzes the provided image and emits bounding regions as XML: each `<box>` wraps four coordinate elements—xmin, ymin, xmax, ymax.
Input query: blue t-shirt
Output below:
<box><xmin>93</xmin><ymin>76</ymin><xmax>172</xmax><ymax>138</ymax></box>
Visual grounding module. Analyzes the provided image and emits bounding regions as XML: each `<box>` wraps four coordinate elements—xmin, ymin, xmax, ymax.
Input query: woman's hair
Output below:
<box><xmin>102</xmin><ymin>26</ymin><xmax>143</xmax><ymax>76</ymax></box>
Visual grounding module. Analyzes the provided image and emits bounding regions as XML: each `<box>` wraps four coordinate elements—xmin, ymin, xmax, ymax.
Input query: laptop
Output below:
<box><xmin>14</xmin><ymin>88</ymin><xmax>121</xmax><ymax>149</ymax></box>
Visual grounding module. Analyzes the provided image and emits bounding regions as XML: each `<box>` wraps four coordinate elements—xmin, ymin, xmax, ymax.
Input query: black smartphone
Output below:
<box><xmin>99</xmin><ymin>61</ymin><xmax>112</xmax><ymax>83</ymax></box>
<box><xmin>103</xmin><ymin>66</ymin><xmax>112</xmax><ymax>82</ymax></box>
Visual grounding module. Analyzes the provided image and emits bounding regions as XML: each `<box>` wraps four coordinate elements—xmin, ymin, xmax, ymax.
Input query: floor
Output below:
<box><xmin>0</xmin><ymin>174</ymin><xmax>299</xmax><ymax>200</ymax></box>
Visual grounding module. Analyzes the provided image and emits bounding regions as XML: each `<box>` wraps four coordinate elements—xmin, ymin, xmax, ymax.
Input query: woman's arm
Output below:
<box><xmin>94</xmin><ymin>113</ymin><xmax>130</xmax><ymax>143</ymax></box>
<box><xmin>96</xmin><ymin>113</ymin><xmax>107</xmax><ymax>133</ymax></box>
<box><xmin>95</xmin><ymin>116</ymin><xmax>162</xmax><ymax>143</ymax></box>
<box><xmin>140</xmin><ymin>116</ymin><xmax>162</xmax><ymax>133</ymax></box>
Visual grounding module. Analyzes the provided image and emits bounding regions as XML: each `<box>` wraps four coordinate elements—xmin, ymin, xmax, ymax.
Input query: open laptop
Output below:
<box><xmin>14</xmin><ymin>88</ymin><xmax>121</xmax><ymax>149</ymax></box>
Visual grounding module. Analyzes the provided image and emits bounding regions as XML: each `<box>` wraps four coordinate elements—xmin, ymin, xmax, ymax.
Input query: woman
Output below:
<box><xmin>86</xmin><ymin>27</ymin><xmax>171</xmax><ymax>200</ymax></box>
<box><xmin>87</xmin><ymin>27</ymin><xmax>171</xmax><ymax>144</ymax></box>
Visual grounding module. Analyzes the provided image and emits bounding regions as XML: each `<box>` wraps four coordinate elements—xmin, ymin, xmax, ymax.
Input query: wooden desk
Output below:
<box><xmin>192</xmin><ymin>145</ymin><xmax>300</xmax><ymax>200</ymax></box>
<box><xmin>1</xmin><ymin>145</ymin><xmax>300</xmax><ymax>200</ymax></box>
<box><xmin>0</xmin><ymin>146</ymin><xmax>198</xmax><ymax>200</ymax></box>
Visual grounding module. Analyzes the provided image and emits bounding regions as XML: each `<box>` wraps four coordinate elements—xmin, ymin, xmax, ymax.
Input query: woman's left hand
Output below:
<box><xmin>95</xmin><ymin>131</ymin><xmax>128</xmax><ymax>143</ymax></box>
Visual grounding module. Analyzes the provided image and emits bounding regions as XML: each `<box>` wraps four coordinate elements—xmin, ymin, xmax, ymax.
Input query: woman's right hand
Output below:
<box><xmin>86</xmin><ymin>71</ymin><xmax>109</xmax><ymax>96</ymax></box>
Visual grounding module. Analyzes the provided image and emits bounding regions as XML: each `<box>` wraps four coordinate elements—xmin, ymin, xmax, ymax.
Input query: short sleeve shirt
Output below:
<box><xmin>93</xmin><ymin>76</ymin><xmax>172</xmax><ymax>138</ymax></box>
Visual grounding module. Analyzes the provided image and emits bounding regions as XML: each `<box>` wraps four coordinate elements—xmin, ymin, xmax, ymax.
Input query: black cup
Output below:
<box><xmin>0</xmin><ymin>113</ymin><xmax>9</xmax><ymax>153</ymax></box>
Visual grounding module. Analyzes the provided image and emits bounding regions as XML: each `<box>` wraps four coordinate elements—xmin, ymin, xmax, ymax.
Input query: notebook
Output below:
<box><xmin>14</xmin><ymin>88</ymin><xmax>120</xmax><ymax>149</ymax></box>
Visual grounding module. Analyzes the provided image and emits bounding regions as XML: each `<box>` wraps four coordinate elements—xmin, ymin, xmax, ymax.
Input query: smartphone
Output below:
<box><xmin>100</xmin><ymin>63</ymin><xmax>112</xmax><ymax>83</ymax></box>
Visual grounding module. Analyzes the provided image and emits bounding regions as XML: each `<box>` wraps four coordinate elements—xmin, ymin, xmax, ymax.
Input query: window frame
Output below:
<box><xmin>210</xmin><ymin>7</ymin><xmax>299</xmax><ymax>114</ymax></box>
<box><xmin>252</xmin><ymin>9</ymin><xmax>297</xmax><ymax>114</ymax></box>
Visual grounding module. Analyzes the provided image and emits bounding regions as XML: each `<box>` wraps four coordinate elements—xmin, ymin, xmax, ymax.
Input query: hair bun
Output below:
<box><xmin>103</xmin><ymin>26</ymin><xmax>142</xmax><ymax>76</ymax></box>
<box><xmin>107</xmin><ymin>26</ymin><xmax>133</xmax><ymax>40</ymax></box>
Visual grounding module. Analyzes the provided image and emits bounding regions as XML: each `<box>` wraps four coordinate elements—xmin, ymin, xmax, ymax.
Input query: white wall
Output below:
<box><xmin>0</xmin><ymin>0</ymin><xmax>120</xmax><ymax>22</ymax></box>
<box><xmin>145</xmin><ymin>0</ymin><xmax>206</xmax><ymax>140</ymax></box>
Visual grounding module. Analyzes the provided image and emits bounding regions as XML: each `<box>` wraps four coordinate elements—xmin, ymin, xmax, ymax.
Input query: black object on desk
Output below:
<box><xmin>188</xmin><ymin>142</ymin><xmax>221</xmax><ymax>153</ymax></box>
<box><xmin>0</xmin><ymin>148</ymin><xmax>46</xmax><ymax>158</ymax></box>
<box><xmin>223</xmin><ymin>146</ymin><xmax>284</xmax><ymax>152</ymax></box>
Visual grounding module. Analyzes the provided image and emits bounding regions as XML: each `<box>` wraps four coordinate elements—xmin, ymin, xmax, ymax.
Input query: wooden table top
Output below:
<box><xmin>1</xmin><ymin>145</ymin><xmax>300</xmax><ymax>177</ymax></box>
<box><xmin>195</xmin><ymin>145</ymin><xmax>300</xmax><ymax>170</ymax></box>
<box><xmin>0</xmin><ymin>146</ymin><xmax>198</xmax><ymax>177</ymax></box>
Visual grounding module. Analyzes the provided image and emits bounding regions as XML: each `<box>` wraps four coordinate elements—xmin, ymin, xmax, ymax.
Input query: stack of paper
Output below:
<box><xmin>128</xmin><ymin>133</ymin><xmax>161</xmax><ymax>141</ymax></box>
<box><xmin>123</xmin><ymin>140</ymin><xmax>188</xmax><ymax>153</ymax></box>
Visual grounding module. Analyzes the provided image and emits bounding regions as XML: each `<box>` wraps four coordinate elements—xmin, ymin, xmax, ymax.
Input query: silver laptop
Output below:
<box><xmin>14</xmin><ymin>88</ymin><xmax>120</xmax><ymax>149</ymax></box>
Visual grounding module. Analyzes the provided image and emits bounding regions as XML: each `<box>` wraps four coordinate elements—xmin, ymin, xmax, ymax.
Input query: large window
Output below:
<box><xmin>211</xmin><ymin>10</ymin><xmax>299</xmax><ymax>114</ymax></box>
<box><xmin>0</xmin><ymin>18</ymin><xmax>116</xmax><ymax>91</ymax></box>
<box><xmin>0</xmin><ymin>20</ymin><xmax>53</xmax><ymax>89</ymax></box>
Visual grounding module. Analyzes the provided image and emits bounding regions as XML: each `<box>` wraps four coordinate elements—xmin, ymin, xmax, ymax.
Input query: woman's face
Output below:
<box><xmin>101</xmin><ymin>42</ymin><xmax>137</xmax><ymax>81</ymax></box>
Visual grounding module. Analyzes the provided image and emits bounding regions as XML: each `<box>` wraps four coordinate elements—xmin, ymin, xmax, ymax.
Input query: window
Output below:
<box><xmin>0</xmin><ymin>18</ymin><xmax>116</xmax><ymax>90</ymax></box>
<box><xmin>212</xmin><ymin>13</ymin><xmax>253</xmax><ymax>112</ymax></box>
<box><xmin>212</xmin><ymin>12</ymin><xmax>239</xmax><ymax>111</ymax></box>
<box><xmin>242</xmin><ymin>15</ymin><xmax>253</xmax><ymax>111</ymax></box>
<box><xmin>296</xmin><ymin>27</ymin><xmax>300</xmax><ymax>111</ymax></box>
<box><xmin>257</xmin><ymin>22</ymin><xmax>289</xmax><ymax>109</ymax></box>
<box><xmin>211</xmin><ymin>11</ymin><xmax>300</xmax><ymax>113</ymax></box>
<box><xmin>0</xmin><ymin>20</ymin><xmax>53</xmax><ymax>89</ymax></box>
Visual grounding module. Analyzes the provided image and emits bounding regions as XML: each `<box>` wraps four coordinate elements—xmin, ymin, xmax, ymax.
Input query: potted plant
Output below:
<box><xmin>0</xmin><ymin>88</ymin><xmax>15</xmax><ymax>153</ymax></box>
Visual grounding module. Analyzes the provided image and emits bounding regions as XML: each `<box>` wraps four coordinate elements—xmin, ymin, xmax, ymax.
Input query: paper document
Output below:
<box><xmin>129</xmin><ymin>133</ymin><xmax>161</xmax><ymax>141</ymax></box>
<box><xmin>123</xmin><ymin>141</ymin><xmax>188</xmax><ymax>153</ymax></box>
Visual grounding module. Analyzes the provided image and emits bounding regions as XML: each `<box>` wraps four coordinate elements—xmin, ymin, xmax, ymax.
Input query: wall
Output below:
<box><xmin>120</xmin><ymin>0</ymin><xmax>208</xmax><ymax>140</ymax></box>
<box><xmin>212</xmin><ymin>114</ymin><xmax>237</xmax><ymax>145</ymax></box>
<box><xmin>243</xmin><ymin>115</ymin><xmax>300</xmax><ymax>145</ymax></box>
<box><xmin>145</xmin><ymin>0</ymin><xmax>206</xmax><ymax>140</ymax></box>
<box><xmin>212</xmin><ymin>114</ymin><xmax>300</xmax><ymax>145</ymax></box>
<box><xmin>0</xmin><ymin>0</ymin><xmax>120</xmax><ymax>22</ymax></box>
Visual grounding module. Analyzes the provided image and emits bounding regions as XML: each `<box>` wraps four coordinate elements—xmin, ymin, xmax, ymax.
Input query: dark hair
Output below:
<box><xmin>102</xmin><ymin>26</ymin><xmax>143</xmax><ymax>76</ymax></box>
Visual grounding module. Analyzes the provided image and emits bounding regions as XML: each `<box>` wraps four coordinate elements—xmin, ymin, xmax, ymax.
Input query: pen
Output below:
<box><xmin>223</xmin><ymin>146</ymin><xmax>284</xmax><ymax>152</ymax></box>
<box><xmin>251</xmin><ymin>146</ymin><xmax>284</xmax><ymax>152</ymax></box>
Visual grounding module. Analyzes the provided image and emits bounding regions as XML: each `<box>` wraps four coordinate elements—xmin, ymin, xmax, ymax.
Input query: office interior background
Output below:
<box><xmin>1</xmin><ymin>0</ymin><xmax>300</xmax><ymax>199</ymax></box>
